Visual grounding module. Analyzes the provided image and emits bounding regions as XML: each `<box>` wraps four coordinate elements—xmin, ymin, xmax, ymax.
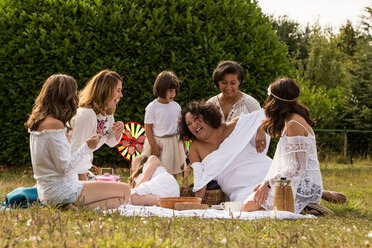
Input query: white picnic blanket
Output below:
<box><xmin>109</xmin><ymin>205</ymin><xmax>316</xmax><ymax>220</ymax></box>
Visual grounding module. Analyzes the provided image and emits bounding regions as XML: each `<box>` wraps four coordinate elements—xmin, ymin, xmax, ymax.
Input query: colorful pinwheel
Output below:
<box><xmin>117</xmin><ymin>122</ymin><xmax>146</xmax><ymax>161</ymax></box>
<box><xmin>185</xmin><ymin>139</ymin><xmax>192</xmax><ymax>159</ymax></box>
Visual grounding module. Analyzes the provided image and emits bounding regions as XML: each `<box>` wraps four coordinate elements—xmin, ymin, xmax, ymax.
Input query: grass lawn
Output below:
<box><xmin>1</xmin><ymin>159</ymin><xmax>371</xmax><ymax>247</ymax></box>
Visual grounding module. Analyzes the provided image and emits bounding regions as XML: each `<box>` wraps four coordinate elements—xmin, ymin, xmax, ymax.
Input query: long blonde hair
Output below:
<box><xmin>128</xmin><ymin>157</ymin><xmax>148</xmax><ymax>188</ymax></box>
<box><xmin>79</xmin><ymin>69</ymin><xmax>122</xmax><ymax>115</ymax></box>
<box><xmin>25</xmin><ymin>74</ymin><xmax>78</xmax><ymax>131</ymax></box>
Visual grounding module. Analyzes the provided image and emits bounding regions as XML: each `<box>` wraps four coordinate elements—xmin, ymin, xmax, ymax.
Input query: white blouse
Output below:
<box><xmin>29</xmin><ymin>128</ymin><xmax>92</xmax><ymax>205</ymax></box>
<box><xmin>70</xmin><ymin>107</ymin><xmax>121</xmax><ymax>172</ymax></box>
<box><xmin>207</xmin><ymin>92</ymin><xmax>261</xmax><ymax>123</ymax></box>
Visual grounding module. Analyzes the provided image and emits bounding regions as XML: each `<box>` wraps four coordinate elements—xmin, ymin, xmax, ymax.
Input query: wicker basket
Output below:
<box><xmin>202</xmin><ymin>189</ymin><xmax>224</xmax><ymax>205</ymax></box>
<box><xmin>180</xmin><ymin>163</ymin><xmax>224</xmax><ymax>205</ymax></box>
<box><xmin>273</xmin><ymin>178</ymin><xmax>294</xmax><ymax>213</ymax></box>
<box><xmin>180</xmin><ymin>163</ymin><xmax>194</xmax><ymax>197</ymax></box>
<box><xmin>158</xmin><ymin>197</ymin><xmax>202</xmax><ymax>210</ymax></box>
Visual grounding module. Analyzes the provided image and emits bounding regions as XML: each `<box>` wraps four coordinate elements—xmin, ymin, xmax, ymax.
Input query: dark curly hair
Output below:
<box><xmin>179</xmin><ymin>101</ymin><xmax>222</xmax><ymax>141</ymax></box>
<box><xmin>262</xmin><ymin>78</ymin><xmax>315</xmax><ymax>137</ymax></box>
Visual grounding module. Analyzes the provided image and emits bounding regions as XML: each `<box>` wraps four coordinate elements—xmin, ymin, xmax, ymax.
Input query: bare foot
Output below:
<box><xmin>62</xmin><ymin>203</ymin><xmax>78</xmax><ymax>212</ymax></box>
<box><xmin>322</xmin><ymin>191</ymin><xmax>347</xmax><ymax>204</ymax></box>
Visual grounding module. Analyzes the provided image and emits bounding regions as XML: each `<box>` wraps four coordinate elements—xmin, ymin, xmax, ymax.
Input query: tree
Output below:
<box><xmin>344</xmin><ymin>34</ymin><xmax>372</xmax><ymax>154</ymax></box>
<box><xmin>0</xmin><ymin>0</ymin><xmax>291</xmax><ymax>166</ymax></box>
<box><xmin>337</xmin><ymin>20</ymin><xmax>359</xmax><ymax>56</ymax></box>
<box><xmin>271</xmin><ymin>15</ymin><xmax>311</xmax><ymax>61</ymax></box>
<box><xmin>296</xmin><ymin>26</ymin><xmax>352</xmax><ymax>89</ymax></box>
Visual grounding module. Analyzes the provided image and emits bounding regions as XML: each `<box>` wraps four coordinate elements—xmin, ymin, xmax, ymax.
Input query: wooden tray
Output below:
<box><xmin>174</xmin><ymin>203</ymin><xmax>208</xmax><ymax>211</ymax></box>
<box><xmin>158</xmin><ymin>197</ymin><xmax>202</xmax><ymax>210</ymax></box>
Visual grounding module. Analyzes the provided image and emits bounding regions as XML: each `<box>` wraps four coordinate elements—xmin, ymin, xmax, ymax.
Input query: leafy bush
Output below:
<box><xmin>298</xmin><ymin>78</ymin><xmax>349</xmax><ymax>156</ymax></box>
<box><xmin>0</xmin><ymin>0</ymin><xmax>290</xmax><ymax>166</ymax></box>
<box><xmin>344</xmin><ymin>38</ymin><xmax>372</xmax><ymax>155</ymax></box>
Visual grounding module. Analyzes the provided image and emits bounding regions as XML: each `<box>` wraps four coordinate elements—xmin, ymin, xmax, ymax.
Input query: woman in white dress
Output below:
<box><xmin>129</xmin><ymin>155</ymin><xmax>180</xmax><ymax>206</ymax></box>
<box><xmin>25</xmin><ymin>74</ymin><xmax>130</xmax><ymax>209</ymax></box>
<box><xmin>242</xmin><ymin>78</ymin><xmax>323</xmax><ymax>214</ymax></box>
<box><xmin>206</xmin><ymin>61</ymin><xmax>267</xmax><ymax>191</ymax></box>
<box><xmin>69</xmin><ymin>69</ymin><xmax>124</xmax><ymax>180</ymax></box>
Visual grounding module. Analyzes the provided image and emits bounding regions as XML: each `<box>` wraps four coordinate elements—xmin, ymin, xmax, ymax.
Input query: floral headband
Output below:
<box><xmin>267</xmin><ymin>85</ymin><xmax>298</xmax><ymax>102</ymax></box>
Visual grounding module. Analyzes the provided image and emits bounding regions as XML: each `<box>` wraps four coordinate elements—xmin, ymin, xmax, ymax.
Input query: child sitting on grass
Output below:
<box><xmin>129</xmin><ymin>155</ymin><xmax>180</xmax><ymax>206</ymax></box>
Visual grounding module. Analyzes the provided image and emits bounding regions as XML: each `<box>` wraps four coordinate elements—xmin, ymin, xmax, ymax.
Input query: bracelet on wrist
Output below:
<box><xmin>264</xmin><ymin>180</ymin><xmax>271</xmax><ymax>189</ymax></box>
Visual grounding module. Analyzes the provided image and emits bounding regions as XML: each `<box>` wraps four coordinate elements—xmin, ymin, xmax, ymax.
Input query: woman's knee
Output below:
<box><xmin>130</xmin><ymin>193</ymin><xmax>140</xmax><ymax>204</ymax></box>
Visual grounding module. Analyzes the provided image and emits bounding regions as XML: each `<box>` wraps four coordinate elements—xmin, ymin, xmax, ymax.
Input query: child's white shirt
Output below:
<box><xmin>144</xmin><ymin>99</ymin><xmax>181</xmax><ymax>137</ymax></box>
<box><xmin>69</xmin><ymin>107</ymin><xmax>121</xmax><ymax>171</ymax></box>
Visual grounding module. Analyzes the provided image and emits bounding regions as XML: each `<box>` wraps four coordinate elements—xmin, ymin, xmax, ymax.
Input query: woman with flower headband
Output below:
<box><xmin>242</xmin><ymin>78</ymin><xmax>323</xmax><ymax>213</ymax></box>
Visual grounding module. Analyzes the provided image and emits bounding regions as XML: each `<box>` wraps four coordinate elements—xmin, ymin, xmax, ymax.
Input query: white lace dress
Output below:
<box><xmin>29</xmin><ymin>128</ymin><xmax>92</xmax><ymax>206</ymax></box>
<box><xmin>245</xmin><ymin>121</ymin><xmax>323</xmax><ymax>214</ymax></box>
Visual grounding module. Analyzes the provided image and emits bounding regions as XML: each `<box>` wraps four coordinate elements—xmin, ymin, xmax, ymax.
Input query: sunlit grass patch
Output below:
<box><xmin>1</xmin><ymin>159</ymin><xmax>371</xmax><ymax>247</ymax></box>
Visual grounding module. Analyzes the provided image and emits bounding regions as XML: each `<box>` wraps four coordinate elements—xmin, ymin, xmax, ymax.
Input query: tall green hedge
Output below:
<box><xmin>0</xmin><ymin>0</ymin><xmax>290</xmax><ymax>167</ymax></box>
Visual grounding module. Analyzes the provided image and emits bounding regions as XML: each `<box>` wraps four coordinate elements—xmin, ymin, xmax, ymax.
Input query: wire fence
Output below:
<box><xmin>314</xmin><ymin>128</ymin><xmax>372</xmax><ymax>165</ymax></box>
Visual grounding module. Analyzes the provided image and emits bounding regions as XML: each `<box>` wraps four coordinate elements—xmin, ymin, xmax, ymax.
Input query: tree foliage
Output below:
<box><xmin>271</xmin><ymin>4</ymin><xmax>372</xmax><ymax>155</ymax></box>
<box><xmin>344</xmin><ymin>37</ymin><xmax>372</xmax><ymax>153</ymax></box>
<box><xmin>0</xmin><ymin>0</ymin><xmax>290</xmax><ymax>166</ymax></box>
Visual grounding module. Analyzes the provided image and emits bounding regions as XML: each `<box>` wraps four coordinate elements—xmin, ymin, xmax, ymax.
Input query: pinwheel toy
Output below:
<box><xmin>117</xmin><ymin>122</ymin><xmax>146</xmax><ymax>161</ymax></box>
<box><xmin>184</xmin><ymin>139</ymin><xmax>192</xmax><ymax>159</ymax></box>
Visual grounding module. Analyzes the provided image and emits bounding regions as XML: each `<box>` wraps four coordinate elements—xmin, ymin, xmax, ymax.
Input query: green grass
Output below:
<box><xmin>1</xmin><ymin>159</ymin><xmax>372</xmax><ymax>247</ymax></box>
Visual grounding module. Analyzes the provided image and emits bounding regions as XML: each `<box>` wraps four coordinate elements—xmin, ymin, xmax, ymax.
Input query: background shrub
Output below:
<box><xmin>0</xmin><ymin>0</ymin><xmax>290</xmax><ymax>167</ymax></box>
<box><xmin>298</xmin><ymin>78</ymin><xmax>348</xmax><ymax>157</ymax></box>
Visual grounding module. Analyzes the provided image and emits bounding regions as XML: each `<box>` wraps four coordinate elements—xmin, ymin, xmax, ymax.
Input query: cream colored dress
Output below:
<box><xmin>142</xmin><ymin>99</ymin><xmax>186</xmax><ymax>174</ymax></box>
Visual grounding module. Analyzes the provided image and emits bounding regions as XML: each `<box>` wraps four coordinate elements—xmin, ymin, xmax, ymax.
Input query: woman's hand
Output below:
<box><xmin>151</xmin><ymin>143</ymin><xmax>162</xmax><ymax>157</ymax></box>
<box><xmin>86</xmin><ymin>135</ymin><xmax>99</xmax><ymax>150</ymax></box>
<box><xmin>253</xmin><ymin>183</ymin><xmax>270</xmax><ymax>206</ymax></box>
<box><xmin>255</xmin><ymin>124</ymin><xmax>267</xmax><ymax>153</ymax></box>
<box><xmin>112</xmin><ymin>121</ymin><xmax>124</xmax><ymax>140</ymax></box>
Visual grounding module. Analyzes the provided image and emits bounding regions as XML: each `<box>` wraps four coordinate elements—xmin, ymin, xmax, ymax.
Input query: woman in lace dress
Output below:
<box><xmin>242</xmin><ymin>78</ymin><xmax>323</xmax><ymax>214</ymax></box>
<box><xmin>25</xmin><ymin>74</ymin><xmax>130</xmax><ymax>209</ymax></box>
<box><xmin>69</xmin><ymin>69</ymin><xmax>124</xmax><ymax>180</ymax></box>
<box><xmin>128</xmin><ymin>155</ymin><xmax>180</xmax><ymax>206</ymax></box>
